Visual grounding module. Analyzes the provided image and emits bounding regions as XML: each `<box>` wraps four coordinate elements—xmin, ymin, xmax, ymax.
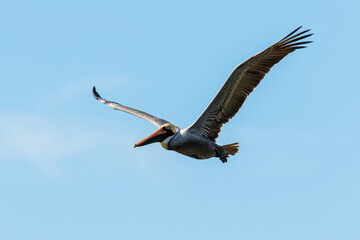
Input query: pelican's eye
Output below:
<box><xmin>162</xmin><ymin>126</ymin><xmax>169</xmax><ymax>131</ymax></box>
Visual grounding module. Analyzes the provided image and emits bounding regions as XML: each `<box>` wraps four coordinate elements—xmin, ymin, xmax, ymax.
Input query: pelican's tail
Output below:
<box><xmin>220</xmin><ymin>143</ymin><xmax>239</xmax><ymax>157</ymax></box>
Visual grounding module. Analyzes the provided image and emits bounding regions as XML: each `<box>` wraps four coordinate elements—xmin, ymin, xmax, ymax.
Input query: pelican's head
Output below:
<box><xmin>133</xmin><ymin>123</ymin><xmax>179</xmax><ymax>150</ymax></box>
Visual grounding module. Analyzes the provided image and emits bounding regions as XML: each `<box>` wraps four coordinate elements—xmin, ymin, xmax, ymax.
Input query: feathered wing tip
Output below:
<box><xmin>93</xmin><ymin>86</ymin><xmax>100</xmax><ymax>99</ymax></box>
<box><xmin>92</xmin><ymin>86</ymin><xmax>106</xmax><ymax>104</ymax></box>
<box><xmin>278</xmin><ymin>26</ymin><xmax>313</xmax><ymax>49</ymax></box>
<box><xmin>220</xmin><ymin>142</ymin><xmax>239</xmax><ymax>157</ymax></box>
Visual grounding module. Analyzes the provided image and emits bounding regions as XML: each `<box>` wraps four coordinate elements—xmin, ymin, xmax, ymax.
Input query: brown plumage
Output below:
<box><xmin>93</xmin><ymin>27</ymin><xmax>312</xmax><ymax>163</ymax></box>
<box><xmin>189</xmin><ymin>26</ymin><xmax>312</xmax><ymax>141</ymax></box>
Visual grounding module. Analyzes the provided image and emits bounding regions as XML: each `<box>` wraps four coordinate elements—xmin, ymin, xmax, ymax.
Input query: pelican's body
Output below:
<box><xmin>165</xmin><ymin>129</ymin><xmax>219</xmax><ymax>159</ymax></box>
<box><xmin>155</xmin><ymin>127</ymin><xmax>238</xmax><ymax>162</ymax></box>
<box><xmin>93</xmin><ymin>27</ymin><xmax>312</xmax><ymax>163</ymax></box>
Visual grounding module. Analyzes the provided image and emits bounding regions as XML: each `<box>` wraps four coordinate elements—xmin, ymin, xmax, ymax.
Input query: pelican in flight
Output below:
<box><xmin>93</xmin><ymin>27</ymin><xmax>312</xmax><ymax>163</ymax></box>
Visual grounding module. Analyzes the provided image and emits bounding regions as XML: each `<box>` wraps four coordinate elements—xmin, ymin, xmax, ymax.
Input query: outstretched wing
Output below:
<box><xmin>188</xmin><ymin>26</ymin><xmax>312</xmax><ymax>141</ymax></box>
<box><xmin>93</xmin><ymin>87</ymin><xmax>170</xmax><ymax>128</ymax></box>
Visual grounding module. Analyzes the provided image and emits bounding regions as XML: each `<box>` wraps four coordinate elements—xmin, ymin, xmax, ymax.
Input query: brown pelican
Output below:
<box><xmin>93</xmin><ymin>26</ymin><xmax>312</xmax><ymax>163</ymax></box>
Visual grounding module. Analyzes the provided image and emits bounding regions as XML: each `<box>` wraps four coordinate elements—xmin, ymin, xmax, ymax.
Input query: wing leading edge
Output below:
<box><xmin>93</xmin><ymin>87</ymin><xmax>170</xmax><ymax>128</ymax></box>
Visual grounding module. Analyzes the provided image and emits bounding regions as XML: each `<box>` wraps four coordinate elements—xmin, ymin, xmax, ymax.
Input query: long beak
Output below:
<box><xmin>133</xmin><ymin>127</ymin><xmax>169</xmax><ymax>148</ymax></box>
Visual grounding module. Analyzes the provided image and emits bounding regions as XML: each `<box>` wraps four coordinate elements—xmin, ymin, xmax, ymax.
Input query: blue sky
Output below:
<box><xmin>0</xmin><ymin>0</ymin><xmax>359</xmax><ymax>239</ymax></box>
